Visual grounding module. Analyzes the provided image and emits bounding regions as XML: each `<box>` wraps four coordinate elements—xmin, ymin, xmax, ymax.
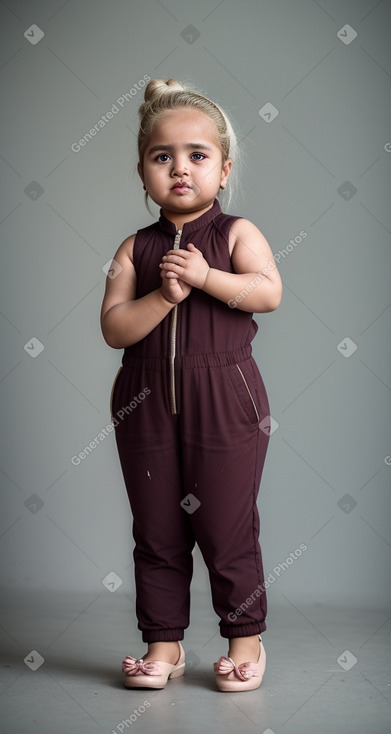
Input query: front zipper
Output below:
<box><xmin>169</xmin><ymin>229</ymin><xmax>182</xmax><ymax>414</ymax></box>
<box><xmin>235</xmin><ymin>364</ymin><xmax>260</xmax><ymax>423</ymax></box>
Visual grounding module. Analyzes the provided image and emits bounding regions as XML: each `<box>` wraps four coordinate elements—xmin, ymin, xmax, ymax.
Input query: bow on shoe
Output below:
<box><xmin>213</xmin><ymin>656</ymin><xmax>259</xmax><ymax>681</ymax></box>
<box><xmin>122</xmin><ymin>656</ymin><xmax>162</xmax><ymax>677</ymax></box>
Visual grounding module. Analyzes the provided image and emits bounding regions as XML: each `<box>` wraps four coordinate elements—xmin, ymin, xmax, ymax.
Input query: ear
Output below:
<box><xmin>220</xmin><ymin>158</ymin><xmax>233</xmax><ymax>189</ymax></box>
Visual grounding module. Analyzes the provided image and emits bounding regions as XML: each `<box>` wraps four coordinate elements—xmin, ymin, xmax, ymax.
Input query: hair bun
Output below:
<box><xmin>144</xmin><ymin>78</ymin><xmax>185</xmax><ymax>103</ymax></box>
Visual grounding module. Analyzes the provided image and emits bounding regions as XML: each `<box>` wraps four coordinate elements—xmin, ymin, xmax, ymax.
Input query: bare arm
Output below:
<box><xmin>100</xmin><ymin>235</ymin><xmax>176</xmax><ymax>349</ymax></box>
<box><xmin>203</xmin><ymin>218</ymin><xmax>282</xmax><ymax>312</ymax></box>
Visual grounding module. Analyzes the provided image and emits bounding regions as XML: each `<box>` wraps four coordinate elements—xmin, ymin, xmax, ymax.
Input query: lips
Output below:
<box><xmin>172</xmin><ymin>182</ymin><xmax>191</xmax><ymax>190</ymax></box>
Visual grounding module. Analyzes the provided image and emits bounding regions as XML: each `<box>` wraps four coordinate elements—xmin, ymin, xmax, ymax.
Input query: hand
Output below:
<box><xmin>159</xmin><ymin>243</ymin><xmax>210</xmax><ymax>289</ymax></box>
<box><xmin>160</xmin><ymin>266</ymin><xmax>192</xmax><ymax>305</ymax></box>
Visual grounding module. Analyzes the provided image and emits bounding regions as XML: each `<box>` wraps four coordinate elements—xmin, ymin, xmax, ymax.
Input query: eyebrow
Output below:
<box><xmin>147</xmin><ymin>143</ymin><xmax>213</xmax><ymax>155</ymax></box>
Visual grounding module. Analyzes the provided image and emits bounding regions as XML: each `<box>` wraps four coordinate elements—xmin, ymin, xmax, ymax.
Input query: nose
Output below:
<box><xmin>171</xmin><ymin>155</ymin><xmax>188</xmax><ymax>177</ymax></box>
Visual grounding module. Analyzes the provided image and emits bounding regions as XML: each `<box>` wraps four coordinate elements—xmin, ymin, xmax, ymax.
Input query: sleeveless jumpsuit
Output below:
<box><xmin>110</xmin><ymin>198</ymin><xmax>271</xmax><ymax>643</ymax></box>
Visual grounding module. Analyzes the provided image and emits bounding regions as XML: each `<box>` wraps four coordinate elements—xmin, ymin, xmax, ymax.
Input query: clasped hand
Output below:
<box><xmin>159</xmin><ymin>243</ymin><xmax>210</xmax><ymax>289</ymax></box>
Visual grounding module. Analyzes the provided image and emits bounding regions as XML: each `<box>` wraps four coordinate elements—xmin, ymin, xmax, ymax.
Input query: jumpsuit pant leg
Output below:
<box><xmin>111</xmin><ymin>359</ymin><xmax>196</xmax><ymax>643</ymax></box>
<box><xmin>111</xmin><ymin>348</ymin><xmax>270</xmax><ymax>642</ymax></box>
<box><xmin>179</xmin><ymin>349</ymin><xmax>270</xmax><ymax>638</ymax></box>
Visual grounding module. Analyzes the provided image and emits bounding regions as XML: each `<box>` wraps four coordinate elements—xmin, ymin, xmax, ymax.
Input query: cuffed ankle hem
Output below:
<box><xmin>219</xmin><ymin>620</ymin><xmax>266</xmax><ymax>639</ymax></box>
<box><xmin>141</xmin><ymin>628</ymin><xmax>184</xmax><ymax>643</ymax></box>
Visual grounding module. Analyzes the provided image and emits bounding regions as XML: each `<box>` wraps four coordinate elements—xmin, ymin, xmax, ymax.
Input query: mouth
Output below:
<box><xmin>172</xmin><ymin>182</ymin><xmax>191</xmax><ymax>191</ymax></box>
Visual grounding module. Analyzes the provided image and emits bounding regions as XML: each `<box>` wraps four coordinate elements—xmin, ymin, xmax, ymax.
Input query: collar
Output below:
<box><xmin>158</xmin><ymin>198</ymin><xmax>222</xmax><ymax>235</ymax></box>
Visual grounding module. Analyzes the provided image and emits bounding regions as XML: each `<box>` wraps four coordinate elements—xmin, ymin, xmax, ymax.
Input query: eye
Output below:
<box><xmin>191</xmin><ymin>153</ymin><xmax>206</xmax><ymax>161</ymax></box>
<box><xmin>155</xmin><ymin>153</ymin><xmax>171</xmax><ymax>162</ymax></box>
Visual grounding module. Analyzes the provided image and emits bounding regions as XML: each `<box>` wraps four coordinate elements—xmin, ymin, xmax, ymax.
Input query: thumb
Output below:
<box><xmin>187</xmin><ymin>242</ymin><xmax>200</xmax><ymax>252</ymax></box>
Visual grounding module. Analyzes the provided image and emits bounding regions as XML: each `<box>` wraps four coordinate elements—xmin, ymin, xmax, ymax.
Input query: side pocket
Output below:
<box><xmin>236</xmin><ymin>364</ymin><xmax>260</xmax><ymax>423</ymax></box>
<box><xmin>227</xmin><ymin>362</ymin><xmax>260</xmax><ymax>425</ymax></box>
<box><xmin>110</xmin><ymin>365</ymin><xmax>123</xmax><ymax>423</ymax></box>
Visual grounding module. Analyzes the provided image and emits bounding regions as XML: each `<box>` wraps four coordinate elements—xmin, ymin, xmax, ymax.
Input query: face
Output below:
<box><xmin>138</xmin><ymin>107</ymin><xmax>232</xmax><ymax>222</ymax></box>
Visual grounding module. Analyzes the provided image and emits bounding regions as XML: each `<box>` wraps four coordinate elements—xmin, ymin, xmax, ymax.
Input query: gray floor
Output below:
<box><xmin>1</xmin><ymin>589</ymin><xmax>390</xmax><ymax>734</ymax></box>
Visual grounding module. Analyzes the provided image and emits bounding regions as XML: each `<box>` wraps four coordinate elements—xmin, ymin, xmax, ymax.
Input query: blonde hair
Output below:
<box><xmin>137</xmin><ymin>78</ymin><xmax>239</xmax><ymax>212</ymax></box>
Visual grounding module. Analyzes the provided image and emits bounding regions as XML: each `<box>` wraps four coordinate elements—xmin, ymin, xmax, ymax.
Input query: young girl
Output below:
<box><xmin>100</xmin><ymin>78</ymin><xmax>282</xmax><ymax>692</ymax></box>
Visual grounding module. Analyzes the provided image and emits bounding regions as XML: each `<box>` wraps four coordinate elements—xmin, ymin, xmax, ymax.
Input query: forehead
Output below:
<box><xmin>149</xmin><ymin>107</ymin><xmax>220</xmax><ymax>145</ymax></box>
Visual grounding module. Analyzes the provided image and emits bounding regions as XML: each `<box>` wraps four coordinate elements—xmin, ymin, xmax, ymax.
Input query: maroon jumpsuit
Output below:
<box><xmin>110</xmin><ymin>198</ymin><xmax>270</xmax><ymax>643</ymax></box>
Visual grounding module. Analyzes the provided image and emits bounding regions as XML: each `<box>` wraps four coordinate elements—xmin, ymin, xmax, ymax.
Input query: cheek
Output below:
<box><xmin>145</xmin><ymin>167</ymin><xmax>164</xmax><ymax>185</ymax></box>
<box><xmin>204</xmin><ymin>167</ymin><xmax>223</xmax><ymax>188</ymax></box>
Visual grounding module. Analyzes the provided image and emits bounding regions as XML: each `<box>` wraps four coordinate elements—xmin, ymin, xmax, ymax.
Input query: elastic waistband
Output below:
<box><xmin>122</xmin><ymin>345</ymin><xmax>252</xmax><ymax>370</ymax></box>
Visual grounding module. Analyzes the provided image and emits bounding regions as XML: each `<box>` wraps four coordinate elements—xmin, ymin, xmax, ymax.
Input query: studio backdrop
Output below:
<box><xmin>1</xmin><ymin>0</ymin><xmax>390</xmax><ymax>620</ymax></box>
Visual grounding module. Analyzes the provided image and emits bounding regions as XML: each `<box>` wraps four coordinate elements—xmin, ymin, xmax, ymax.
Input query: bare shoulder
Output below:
<box><xmin>115</xmin><ymin>233</ymin><xmax>136</xmax><ymax>263</ymax></box>
<box><xmin>228</xmin><ymin>217</ymin><xmax>272</xmax><ymax>257</ymax></box>
<box><xmin>229</xmin><ymin>217</ymin><xmax>269</xmax><ymax>245</ymax></box>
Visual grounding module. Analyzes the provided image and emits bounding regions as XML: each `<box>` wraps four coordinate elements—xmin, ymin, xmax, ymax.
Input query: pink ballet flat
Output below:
<box><xmin>213</xmin><ymin>634</ymin><xmax>266</xmax><ymax>692</ymax></box>
<box><xmin>122</xmin><ymin>641</ymin><xmax>185</xmax><ymax>689</ymax></box>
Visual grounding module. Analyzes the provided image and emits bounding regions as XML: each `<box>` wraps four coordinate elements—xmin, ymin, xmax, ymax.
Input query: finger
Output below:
<box><xmin>160</xmin><ymin>261</ymin><xmax>180</xmax><ymax>269</ymax></box>
<box><xmin>160</xmin><ymin>261</ymin><xmax>184</xmax><ymax>273</ymax></box>
<box><xmin>165</xmin><ymin>249</ymin><xmax>188</xmax><ymax>259</ymax></box>
<box><xmin>160</xmin><ymin>268</ymin><xmax>178</xmax><ymax>279</ymax></box>
<box><xmin>165</xmin><ymin>256</ymin><xmax>188</xmax><ymax>265</ymax></box>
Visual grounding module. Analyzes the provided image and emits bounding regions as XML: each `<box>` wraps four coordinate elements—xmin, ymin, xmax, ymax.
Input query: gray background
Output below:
<box><xmin>0</xmin><ymin>0</ymin><xmax>390</xmax><ymax>732</ymax></box>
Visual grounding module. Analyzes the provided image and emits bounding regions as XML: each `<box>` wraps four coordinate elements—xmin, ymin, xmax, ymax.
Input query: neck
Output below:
<box><xmin>161</xmin><ymin>200</ymin><xmax>216</xmax><ymax>230</ymax></box>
